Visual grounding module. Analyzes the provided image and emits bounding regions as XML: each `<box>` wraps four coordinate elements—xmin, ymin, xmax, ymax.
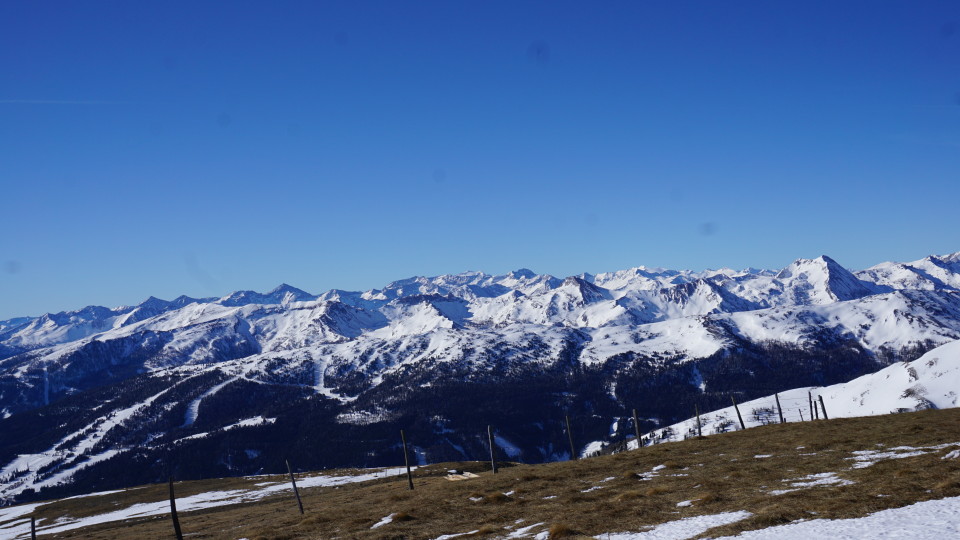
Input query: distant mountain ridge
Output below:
<box><xmin>5</xmin><ymin>253</ymin><xmax>954</xmax><ymax>354</ymax></box>
<box><xmin>1</xmin><ymin>251</ymin><xmax>959</xmax><ymax>504</ymax></box>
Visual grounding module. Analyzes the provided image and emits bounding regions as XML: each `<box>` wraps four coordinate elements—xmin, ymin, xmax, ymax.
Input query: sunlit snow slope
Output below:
<box><xmin>641</xmin><ymin>338</ymin><xmax>960</xmax><ymax>446</ymax></box>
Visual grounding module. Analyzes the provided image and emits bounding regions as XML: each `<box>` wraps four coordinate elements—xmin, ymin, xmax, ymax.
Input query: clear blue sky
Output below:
<box><xmin>2</xmin><ymin>1</ymin><xmax>959</xmax><ymax>319</ymax></box>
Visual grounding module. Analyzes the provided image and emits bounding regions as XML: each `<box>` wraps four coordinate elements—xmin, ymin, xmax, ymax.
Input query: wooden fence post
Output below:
<box><xmin>818</xmin><ymin>395</ymin><xmax>829</xmax><ymax>420</ymax></box>
<box><xmin>400</xmin><ymin>430</ymin><xmax>415</xmax><ymax>490</ymax></box>
<box><xmin>632</xmin><ymin>409</ymin><xmax>642</xmax><ymax>449</ymax></box>
<box><xmin>808</xmin><ymin>391</ymin><xmax>814</xmax><ymax>421</ymax></box>
<box><xmin>565</xmin><ymin>415</ymin><xmax>577</xmax><ymax>460</ymax></box>
<box><xmin>487</xmin><ymin>425</ymin><xmax>498</xmax><ymax>474</ymax></box>
<box><xmin>694</xmin><ymin>404</ymin><xmax>702</xmax><ymax>437</ymax></box>
<box><xmin>775</xmin><ymin>393</ymin><xmax>785</xmax><ymax>424</ymax></box>
<box><xmin>286</xmin><ymin>459</ymin><xmax>304</xmax><ymax>514</ymax></box>
<box><xmin>169</xmin><ymin>477</ymin><xmax>184</xmax><ymax>540</ymax></box>
<box><xmin>30</xmin><ymin>516</ymin><xmax>36</xmax><ymax>540</ymax></box>
<box><xmin>799</xmin><ymin>409</ymin><xmax>804</xmax><ymax>422</ymax></box>
<box><xmin>730</xmin><ymin>395</ymin><xmax>746</xmax><ymax>430</ymax></box>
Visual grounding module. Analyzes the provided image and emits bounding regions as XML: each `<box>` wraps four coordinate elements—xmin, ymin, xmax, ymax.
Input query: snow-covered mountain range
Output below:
<box><xmin>1</xmin><ymin>251</ymin><xmax>959</xmax><ymax>504</ymax></box>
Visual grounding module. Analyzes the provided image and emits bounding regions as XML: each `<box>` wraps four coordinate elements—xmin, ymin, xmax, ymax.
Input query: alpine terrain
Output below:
<box><xmin>2</xmin><ymin>251</ymin><xmax>960</xmax><ymax>505</ymax></box>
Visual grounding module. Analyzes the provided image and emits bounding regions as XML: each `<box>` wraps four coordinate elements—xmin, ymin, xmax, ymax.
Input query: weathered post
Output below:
<box><xmin>487</xmin><ymin>425</ymin><xmax>498</xmax><ymax>474</ymax></box>
<box><xmin>730</xmin><ymin>395</ymin><xmax>746</xmax><ymax>430</ymax></box>
<box><xmin>799</xmin><ymin>409</ymin><xmax>804</xmax><ymax>422</ymax></box>
<box><xmin>286</xmin><ymin>459</ymin><xmax>304</xmax><ymax>514</ymax></box>
<box><xmin>808</xmin><ymin>391</ymin><xmax>814</xmax><ymax>421</ymax></box>
<box><xmin>695</xmin><ymin>404</ymin><xmax>702</xmax><ymax>437</ymax></box>
<box><xmin>818</xmin><ymin>395</ymin><xmax>829</xmax><ymax>420</ymax></box>
<box><xmin>632</xmin><ymin>408</ymin><xmax>642</xmax><ymax>448</ymax></box>
<box><xmin>30</xmin><ymin>516</ymin><xmax>36</xmax><ymax>540</ymax></box>
<box><xmin>775</xmin><ymin>393</ymin><xmax>785</xmax><ymax>424</ymax></box>
<box><xmin>169</xmin><ymin>476</ymin><xmax>184</xmax><ymax>540</ymax></box>
<box><xmin>400</xmin><ymin>429</ymin><xmax>415</xmax><ymax>490</ymax></box>
<box><xmin>565</xmin><ymin>415</ymin><xmax>577</xmax><ymax>460</ymax></box>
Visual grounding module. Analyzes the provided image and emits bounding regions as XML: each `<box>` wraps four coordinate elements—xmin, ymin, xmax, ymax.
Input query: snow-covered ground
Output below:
<box><xmin>423</xmin><ymin>496</ymin><xmax>960</xmax><ymax>539</ymax></box>
<box><xmin>598</xmin><ymin>511</ymin><xmax>752</xmax><ymax>539</ymax></box>
<box><xmin>629</xmin><ymin>338</ymin><xmax>960</xmax><ymax>448</ymax></box>
<box><xmin>5</xmin><ymin>447</ymin><xmax>960</xmax><ymax>539</ymax></box>
<box><xmin>594</xmin><ymin>496</ymin><xmax>960</xmax><ymax>539</ymax></box>
<box><xmin>0</xmin><ymin>466</ymin><xmax>410</xmax><ymax>539</ymax></box>
<box><xmin>712</xmin><ymin>496</ymin><xmax>960</xmax><ymax>539</ymax></box>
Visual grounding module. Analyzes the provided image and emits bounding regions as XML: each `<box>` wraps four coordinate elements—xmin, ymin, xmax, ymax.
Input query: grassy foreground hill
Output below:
<box><xmin>5</xmin><ymin>407</ymin><xmax>960</xmax><ymax>539</ymax></box>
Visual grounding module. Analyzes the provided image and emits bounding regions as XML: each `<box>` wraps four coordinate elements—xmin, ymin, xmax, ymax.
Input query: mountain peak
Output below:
<box><xmin>219</xmin><ymin>284</ymin><xmax>315</xmax><ymax>307</ymax></box>
<box><xmin>776</xmin><ymin>255</ymin><xmax>877</xmax><ymax>303</ymax></box>
<box><xmin>778</xmin><ymin>255</ymin><xmax>841</xmax><ymax>278</ymax></box>
<box><xmin>560</xmin><ymin>276</ymin><xmax>611</xmax><ymax>303</ymax></box>
<box><xmin>268</xmin><ymin>283</ymin><xmax>310</xmax><ymax>296</ymax></box>
<box><xmin>508</xmin><ymin>268</ymin><xmax>537</xmax><ymax>279</ymax></box>
<box><xmin>137</xmin><ymin>296</ymin><xmax>171</xmax><ymax>308</ymax></box>
<box><xmin>576</xmin><ymin>272</ymin><xmax>596</xmax><ymax>283</ymax></box>
<box><xmin>932</xmin><ymin>252</ymin><xmax>960</xmax><ymax>265</ymax></box>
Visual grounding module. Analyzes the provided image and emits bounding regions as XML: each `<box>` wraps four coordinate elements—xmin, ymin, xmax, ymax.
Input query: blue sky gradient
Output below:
<box><xmin>2</xmin><ymin>1</ymin><xmax>959</xmax><ymax>318</ymax></box>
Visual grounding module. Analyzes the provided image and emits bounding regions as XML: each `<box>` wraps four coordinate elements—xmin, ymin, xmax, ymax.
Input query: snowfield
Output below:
<box><xmin>421</xmin><ymin>497</ymin><xmax>960</xmax><ymax>539</ymax></box>
<box><xmin>712</xmin><ymin>496</ymin><xmax>960</xmax><ymax>539</ymax></box>
<box><xmin>630</xmin><ymin>338</ymin><xmax>960</xmax><ymax>448</ymax></box>
<box><xmin>0</xmin><ymin>467</ymin><xmax>411</xmax><ymax>538</ymax></box>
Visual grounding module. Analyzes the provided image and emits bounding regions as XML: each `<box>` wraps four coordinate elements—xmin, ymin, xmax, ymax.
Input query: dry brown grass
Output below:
<box><xmin>5</xmin><ymin>408</ymin><xmax>960</xmax><ymax>539</ymax></box>
<box><xmin>547</xmin><ymin>523</ymin><xmax>578</xmax><ymax>538</ymax></box>
<box><xmin>644</xmin><ymin>486</ymin><xmax>670</xmax><ymax>497</ymax></box>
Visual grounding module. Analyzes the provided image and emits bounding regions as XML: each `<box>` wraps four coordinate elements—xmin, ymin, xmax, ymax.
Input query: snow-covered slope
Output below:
<box><xmin>0</xmin><ymin>295</ymin><xmax>212</xmax><ymax>355</ymax></box>
<box><xmin>643</xmin><ymin>338</ymin><xmax>960</xmax><ymax>445</ymax></box>
<box><xmin>857</xmin><ymin>252</ymin><xmax>960</xmax><ymax>291</ymax></box>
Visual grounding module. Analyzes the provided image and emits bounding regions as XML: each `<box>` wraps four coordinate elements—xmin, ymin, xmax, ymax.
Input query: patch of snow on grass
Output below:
<box><xmin>41</xmin><ymin>489</ymin><xmax>250</xmax><ymax>535</ymax></box>
<box><xmin>259</xmin><ymin>466</ymin><xmax>410</xmax><ymax>494</ymax></box>
<box><xmin>635</xmin><ymin>464</ymin><xmax>667</xmax><ymax>481</ymax></box>
<box><xmin>0</xmin><ymin>502</ymin><xmax>46</xmax><ymax>538</ymax></box>
<box><xmin>12</xmin><ymin>466</ymin><xmax>411</xmax><ymax>536</ymax></box>
<box><xmin>505</xmin><ymin>522</ymin><xmax>545</xmax><ymax>538</ymax></box>
<box><xmin>433</xmin><ymin>531</ymin><xmax>479</xmax><ymax>539</ymax></box>
<box><xmin>713</xmin><ymin>496</ymin><xmax>960</xmax><ymax>539</ymax></box>
<box><xmin>63</xmin><ymin>489</ymin><xmax>126</xmax><ymax>500</ymax></box>
<box><xmin>371</xmin><ymin>513</ymin><xmax>396</xmax><ymax>529</ymax></box>
<box><xmin>849</xmin><ymin>449</ymin><xmax>928</xmax><ymax>468</ymax></box>
<box><xmin>769</xmin><ymin>472</ymin><xmax>854</xmax><ymax>495</ymax></box>
<box><xmin>599</xmin><ymin>510</ymin><xmax>751</xmax><ymax>539</ymax></box>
